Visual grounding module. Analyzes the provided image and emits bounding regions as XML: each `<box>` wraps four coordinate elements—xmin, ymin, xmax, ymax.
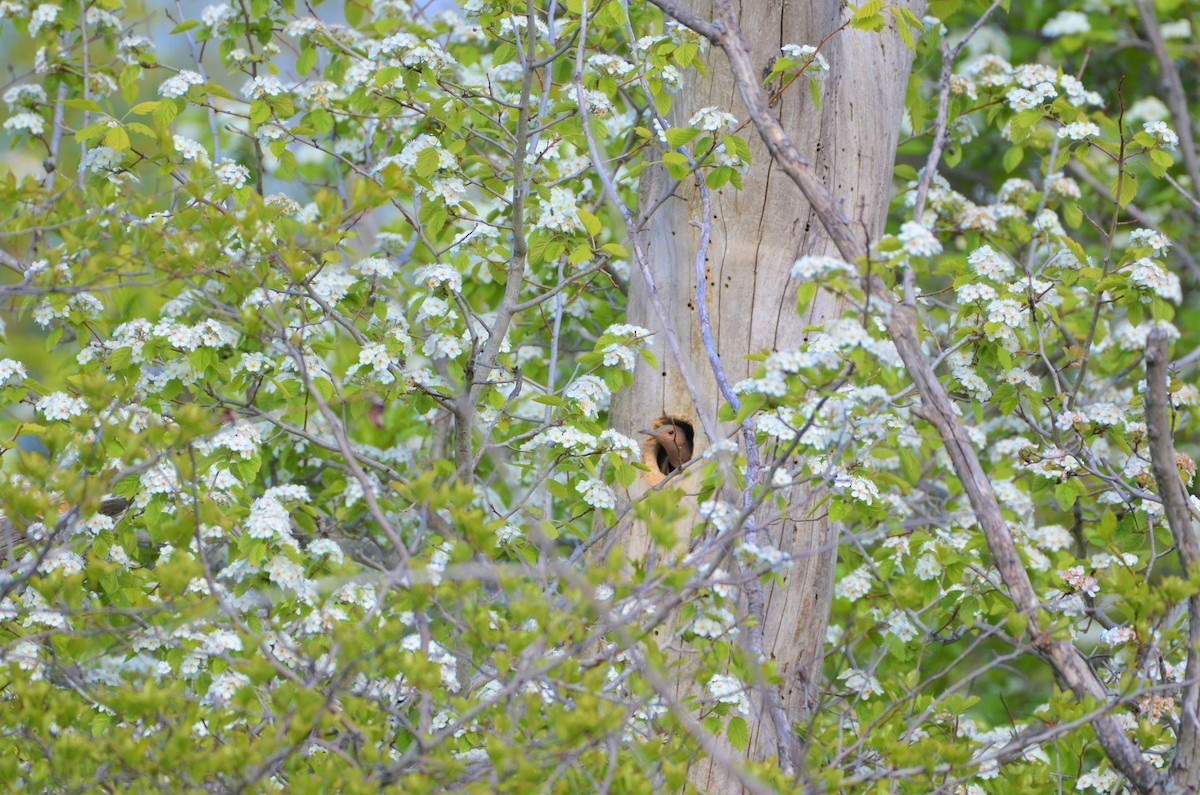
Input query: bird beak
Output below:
<box><xmin>638</xmin><ymin>429</ymin><xmax>662</xmax><ymax>441</ymax></box>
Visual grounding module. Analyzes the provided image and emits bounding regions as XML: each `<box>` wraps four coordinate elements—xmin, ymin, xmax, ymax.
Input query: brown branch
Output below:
<box><xmin>911</xmin><ymin>0</ymin><xmax>1005</xmax><ymax>221</ymax></box>
<box><xmin>1145</xmin><ymin>328</ymin><xmax>1200</xmax><ymax>792</ymax></box>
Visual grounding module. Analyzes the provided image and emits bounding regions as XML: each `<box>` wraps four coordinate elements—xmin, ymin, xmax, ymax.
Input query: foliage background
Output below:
<box><xmin>2</xmin><ymin>0</ymin><xmax>1200</xmax><ymax>792</ymax></box>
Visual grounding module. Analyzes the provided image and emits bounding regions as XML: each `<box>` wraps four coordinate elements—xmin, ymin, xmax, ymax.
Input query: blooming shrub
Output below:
<box><xmin>0</xmin><ymin>0</ymin><xmax>1198</xmax><ymax>792</ymax></box>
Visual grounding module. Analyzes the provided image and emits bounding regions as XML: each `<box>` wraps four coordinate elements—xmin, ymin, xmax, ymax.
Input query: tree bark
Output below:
<box><xmin>611</xmin><ymin>1</ymin><xmax>920</xmax><ymax>790</ymax></box>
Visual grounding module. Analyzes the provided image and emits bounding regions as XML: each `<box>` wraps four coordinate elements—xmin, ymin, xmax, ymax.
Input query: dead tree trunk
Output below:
<box><xmin>611</xmin><ymin>1</ymin><xmax>920</xmax><ymax>789</ymax></box>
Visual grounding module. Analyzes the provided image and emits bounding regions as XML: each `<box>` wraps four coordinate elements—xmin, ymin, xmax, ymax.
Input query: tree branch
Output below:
<box><xmin>1145</xmin><ymin>328</ymin><xmax>1200</xmax><ymax>792</ymax></box>
<box><xmin>911</xmin><ymin>0</ymin><xmax>1005</xmax><ymax>222</ymax></box>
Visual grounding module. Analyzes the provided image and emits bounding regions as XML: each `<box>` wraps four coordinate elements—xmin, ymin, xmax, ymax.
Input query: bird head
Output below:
<box><xmin>639</xmin><ymin>424</ymin><xmax>692</xmax><ymax>473</ymax></box>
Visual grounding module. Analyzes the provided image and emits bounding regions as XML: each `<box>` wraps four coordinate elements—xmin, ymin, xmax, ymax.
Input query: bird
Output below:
<box><xmin>639</xmin><ymin>424</ymin><xmax>693</xmax><ymax>474</ymax></box>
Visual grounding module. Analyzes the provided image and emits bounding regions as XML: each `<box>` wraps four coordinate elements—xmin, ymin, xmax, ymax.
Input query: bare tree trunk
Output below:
<box><xmin>611</xmin><ymin>1</ymin><xmax>920</xmax><ymax>790</ymax></box>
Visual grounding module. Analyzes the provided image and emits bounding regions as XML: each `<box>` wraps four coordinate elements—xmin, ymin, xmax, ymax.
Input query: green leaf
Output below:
<box><xmin>1063</xmin><ymin>236</ymin><xmax>1088</xmax><ymax>267</ymax></box>
<box><xmin>271</xmin><ymin>95</ymin><xmax>295</xmax><ymax>119</ymax></box>
<box><xmin>128</xmin><ymin>101</ymin><xmax>161</xmax><ymax>115</ymax></box>
<box><xmin>674</xmin><ymin>42</ymin><xmax>699</xmax><ymax>68</ymax></box>
<box><xmin>249</xmin><ymin>101</ymin><xmax>271</xmax><ymax>125</ymax></box>
<box><xmin>1110</xmin><ymin>172</ymin><xmax>1136</xmax><ymax>208</ymax></box>
<box><xmin>276</xmin><ymin>149</ymin><xmax>297</xmax><ymax>178</ymax></box>
<box><xmin>153</xmin><ymin>99</ymin><xmax>180</xmax><ymax>130</ymax></box>
<box><xmin>653</xmin><ymin>88</ymin><xmax>672</xmax><ymax>117</ymax></box>
<box><xmin>722</xmin><ymin>134</ymin><xmax>751</xmax><ymax>163</ymax></box>
<box><xmin>91</xmin><ymin>711</ymin><xmax>112</xmax><ymax>737</ymax></box>
<box><xmin>727</xmin><ymin>716</ymin><xmax>749</xmax><ymax>751</ymax></box>
<box><xmin>1148</xmin><ymin>148</ymin><xmax>1174</xmax><ymax>178</ymax></box>
<box><xmin>568</xmin><ymin>243</ymin><xmax>590</xmax><ymax>265</ymax></box>
<box><xmin>492</xmin><ymin>43</ymin><xmax>515</xmax><ymax>66</ymax></box>
<box><xmin>1006</xmin><ymin>610</ymin><xmax>1028</xmax><ymax>638</ymax></box>
<box><xmin>309</xmin><ymin>107</ymin><xmax>333</xmax><ymax>135</ymax></box>
<box><xmin>1062</xmin><ymin>202</ymin><xmax>1083</xmax><ymax>229</ymax></box>
<box><xmin>796</xmin><ymin>281</ymin><xmax>816</xmax><ymax>316</ymax></box>
<box><xmin>895</xmin><ymin>12</ymin><xmax>915</xmax><ymax>49</ymax></box>
<box><xmin>734</xmin><ymin>391</ymin><xmax>766</xmax><ymax>424</ymax></box>
<box><xmin>663</xmin><ymin>127</ymin><xmax>702</xmax><ymax>149</ymax></box>
<box><xmin>1127</xmin><ymin>299</ymin><xmax>1145</xmax><ymax>327</ymax></box>
<box><xmin>62</xmin><ymin>98</ymin><xmax>104</xmax><ymax>112</ymax></box>
<box><xmin>205</xmin><ymin>83</ymin><xmax>234</xmax><ymax>101</ymax></box>
<box><xmin>577</xmin><ymin>209</ymin><xmax>601</xmax><ymax>237</ymax></box>
<box><xmin>74</xmin><ymin>122</ymin><xmax>109</xmax><ymax>144</ymax></box>
<box><xmin>851</xmin><ymin>0</ymin><xmax>885</xmax><ymax>29</ymax></box>
<box><xmin>108</xmin><ymin>347</ymin><xmax>133</xmax><ymax>371</ymax></box>
<box><xmin>928</xmin><ymin>0</ymin><xmax>961</xmax><ymax>18</ymax></box>
<box><xmin>661</xmin><ymin>151</ymin><xmax>690</xmax><ymax>180</ymax></box>
<box><xmin>1055</xmin><ymin>481</ymin><xmax>1078</xmax><ymax>511</ymax></box>
<box><xmin>375</xmin><ymin>66</ymin><xmax>400</xmax><ymax>87</ymax></box>
<box><xmin>104</xmin><ymin>124</ymin><xmax>131</xmax><ymax>151</ymax></box>
<box><xmin>297</xmin><ymin>47</ymin><xmax>318</xmax><ymax>76</ymax></box>
<box><xmin>169</xmin><ymin>19</ymin><xmax>200</xmax><ymax>33</ymax></box>
<box><xmin>1002</xmin><ymin>146</ymin><xmax>1024</xmax><ymax>173</ymax></box>
<box><xmin>416</xmin><ymin>146</ymin><xmax>440</xmax><ymax>178</ymax></box>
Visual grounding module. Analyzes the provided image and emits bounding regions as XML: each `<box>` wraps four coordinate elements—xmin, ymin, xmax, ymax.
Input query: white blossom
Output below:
<box><xmin>3</xmin><ymin>84</ymin><xmax>46</xmax><ymax>109</ymax></box>
<box><xmin>204</xmin><ymin>671</ymin><xmax>249</xmax><ymax>707</ymax></box>
<box><xmin>1128</xmin><ymin>258</ymin><xmax>1182</xmax><ymax>303</ymax></box>
<box><xmin>914</xmin><ymin>552</ymin><xmax>942</xmax><ymax>580</ymax></box>
<box><xmin>835</xmin><ymin>565</ymin><xmax>872</xmax><ymax>602</ymax></box>
<box><xmin>242</xmin><ymin>75</ymin><xmax>287</xmax><ymax>99</ymax></box>
<box><xmin>1057</xmin><ymin>121</ymin><xmax>1100</xmax><ymax>140</ymax></box>
<box><xmin>780</xmin><ymin>44</ymin><xmax>829</xmax><ymax>76</ymax></box>
<box><xmin>707</xmin><ymin>674</ymin><xmax>750</xmax><ymax>714</ymax></box>
<box><xmin>172</xmin><ymin>135</ymin><xmax>210</xmax><ymax>164</ymax></box>
<box><xmin>4</xmin><ymin>111</ymin><xmax>45</xmax><ymax>135</ymax></box>
<box><xmin>791</xmin><ymin>255</ymin><xmax>853</xmax><ymax>281</ymax></box>
<box><xmin>563</xmin><ymin>375</ymin><xmax>610</xmax><ymax>418</ymax></box>
<box><xmin>601</xmin><ymin>344</ymin><xmax>635</xmax><ymax>370</ymax></box>
<box><xmin>201</xmin><ymin>3</ymin><xmax>234</xmax><ymax>28</ymax></box>
<box><xmin>417</xmin><ymin>263</ymin><xmax>463</xmax><ymax>293</ymax></box>
<box><xmin>1129</xmin><ymin>228</ymin><xmax>1171</xmax><ymax>256</ymax></box>
<box><xmin>1143</xmin><ymin>121</ymin><xmax>1179</xmax><ymax>148</ymax></box>
<box><xmin>28</xmin><ymin>3</ymin><xmax>58</xmax><ymax>34</ymax></box>
<box><xmin>586</xmin><ymin>54</ymin><xmax>635</xmax><ymax>77</ymax></box>
<box><xmin>37</xmin><ymin>392</ymin><xmax>87</xmax><ymax>420</ymax></box>
<box><xmin>1041</xmin><ymin>11</ymin><xmax>1090</xmax><ymax>37</ymax></box>
<box><xmin>535</xmin><ymin>187</ymin><xmax>582</xmax><ymax>233</ymax></box>
<box><xmin>158</xmin><ymin>70</ymin><xmax>205</xmax><ymax>98</ymax></box>
<box><xmin>1060</xmin><ymin>74</ymin><xmax>1103</xmax><ymax>107</ymax></box>
<box><xmin>687</xmin><ymin>106</ymin><xmax>738</xmax><ymax>132</ymax></box>
<box><xmin>576</xmin><ymin>478</ymin><xmax>615</xmax><ymax>510</ymax></box>
<box><xmin>1076</xmin><ymin>767</ymin><xmax>1119</xmax><ymax>791</ymax></box>
<box><xmin>897</xmin><ymin>222</ymin><xmax>942</xmax><ymax>258</ymax></box>
<box><xmin>214</xmin><ymin>160</ymin><xmax>251</xmax><ymax>189</ymax></box>
<box><xmin>986</xmin><ymin>298</ymin><xmax>1024</xmax><ymax>328</ymax></box>
<box><xmin>0</xmin><ymin>358</ymin><xmax>27</xmax><ymax>387</ymax></box>
<box><xmin>838</xmin><ymin>668</ymin><xmax>883</xmax><ymax>698</ymax></box>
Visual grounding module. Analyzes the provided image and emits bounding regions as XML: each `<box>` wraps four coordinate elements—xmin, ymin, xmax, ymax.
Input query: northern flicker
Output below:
<box><xmin>639</xmin><ymin>424</ymin><xmax>693</xmax><ymax>473</ymax></box>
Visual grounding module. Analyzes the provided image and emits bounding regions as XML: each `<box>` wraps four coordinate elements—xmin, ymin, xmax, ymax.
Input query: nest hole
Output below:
<box><xmin>642</xmin><ymin>416</ymin><xmax>696</xmax><ymax>477</ymax></box>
